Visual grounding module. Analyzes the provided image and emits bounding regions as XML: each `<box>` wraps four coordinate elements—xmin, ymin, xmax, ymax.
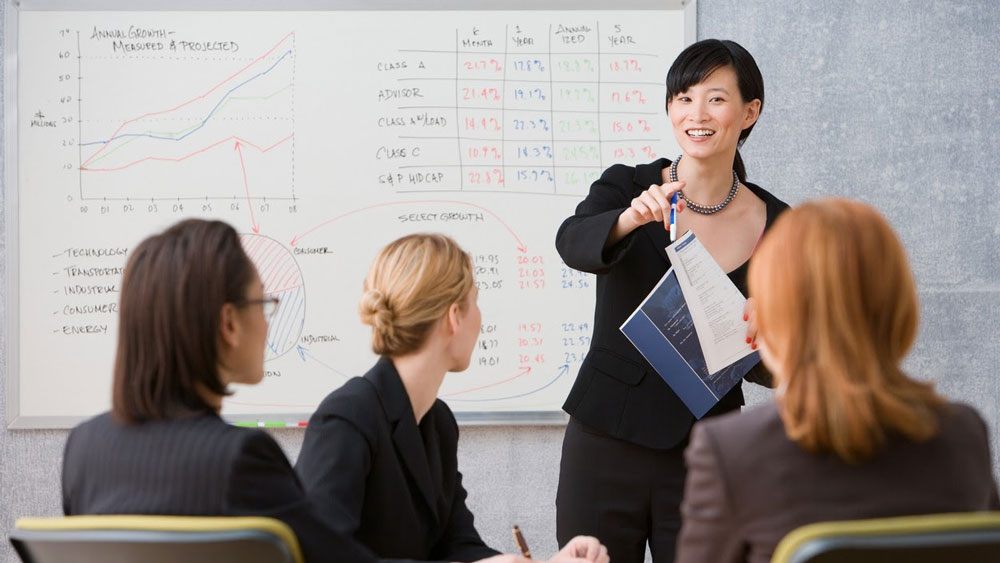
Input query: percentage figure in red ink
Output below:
<box><xmin>464</xmin><ymin>116</ymin><xmax>502</xmax><ymax>131</ymax></box>
<box><xmin>467</xmin><ymin>145</ymin><xmax>502</xmax><ymax>161</ymax></box>
<box><xmin>610</xmin><ymin>89</ymin><xmax>648</xmax><ymax>105</ymax></box>
<box><xmin>608</xmin><ymin>59</ymin><xmax>643</xmax><ymax>72</ymax></box>
<box><xmin>611</xmin><ymin>119</ymin><xmax>652</xmax><ymax>134</ymax></box>
<box><xmin>463</xmin><ymin>58</ymin><xmax>503</xmax><ymax>73</ymax></box>
<box><xmin>462</xmin><ymin>87</ymin><xmax>501</xmax><ymax>101</ymax></box>
<box><xmin>466</xmin><ymin>168</ymin><xmax>505</xmax><ymax>185</ymax></box>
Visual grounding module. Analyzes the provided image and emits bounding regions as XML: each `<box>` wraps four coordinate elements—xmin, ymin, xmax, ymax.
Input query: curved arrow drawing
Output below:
<box><xmin>296</xmin><ymin>345</ymin><xmax>351</xmax><ymax>380</ymax></box>
<box><xmin>235</xmin><ymin>141</ymin><xmax>260</xmax><ymax>233</ymax></box>
<box><xmin>444</xmin><ymin>364</ymin><xmax>570</xmax><ymax>402</ymax></box>
<box><xmin>439</xmin><ymin>365</ymin><xmax>532</xmax><ymax>398</ymax></box>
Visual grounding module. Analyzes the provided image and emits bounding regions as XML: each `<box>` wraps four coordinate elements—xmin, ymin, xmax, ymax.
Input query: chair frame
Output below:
<box><xmin>772</xmin><ymin>511</ymin><xmax>1000</xmax><ymax>563</ymax></box>
<box><xmin>10</xmin><ymin>515</ymin><xmax>304</xmax><ymax>563</ymax></box>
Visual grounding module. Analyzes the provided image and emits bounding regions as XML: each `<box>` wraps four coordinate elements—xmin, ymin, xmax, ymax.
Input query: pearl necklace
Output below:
<box><xmin>669</xmin><ymin>155</ymin><xmax>740</xmax><ymax>215</ymax></box>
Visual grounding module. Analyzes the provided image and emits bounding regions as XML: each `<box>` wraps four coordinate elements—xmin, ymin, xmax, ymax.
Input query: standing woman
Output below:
<box><xmin>296</xmin><ymin>233</ymin><xmax>608</xmax><ymax>563</ymax></box>
<box><xmin>554</xmin><ymin>39</ymin><xmax>788</xmax><ymax>563</ymax></box>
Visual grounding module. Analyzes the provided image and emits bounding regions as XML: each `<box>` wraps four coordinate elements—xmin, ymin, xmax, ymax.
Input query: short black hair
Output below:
<box><xmin>666</xmin><ymin>39</ymin><xmax>764</xmax><ymax>182</ymax></box>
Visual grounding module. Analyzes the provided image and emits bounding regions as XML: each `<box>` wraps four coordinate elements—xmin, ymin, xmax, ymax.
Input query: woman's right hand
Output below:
<box><xmin>473</xmin><ymin>535</ymin><xmax>610</xmax><ymax>563</ymax></box>
<box><xmin>622</xmin><ymin>180</ymin><xmax>686</xmax><ymax>230</ymax></box>
<box><xmin>606</xmin><ymin>180</ymin><xmax>685</xmax><ymax>248</ymax></box>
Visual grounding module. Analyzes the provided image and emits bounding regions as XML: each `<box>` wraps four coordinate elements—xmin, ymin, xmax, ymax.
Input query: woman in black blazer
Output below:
<box><xmin>554</xmin><ymin>39</ymin><xmax>789</xmax><ymax>563</ymax></box>
<box><xmin>296</xmin><ymin>234</ymin><xmax>608</xmax><ymax>563</ymax></box>
<box><xmin>62</xmin><ymin>219</ymin><xmax>375</xmax><ymax>563</ymax></box>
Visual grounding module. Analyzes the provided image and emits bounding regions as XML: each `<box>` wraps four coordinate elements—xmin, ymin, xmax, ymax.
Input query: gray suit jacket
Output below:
<box><xmin>676</xmin><ymin>401</ymin><xmax>1000</xmax><ymax>563</ymax></box>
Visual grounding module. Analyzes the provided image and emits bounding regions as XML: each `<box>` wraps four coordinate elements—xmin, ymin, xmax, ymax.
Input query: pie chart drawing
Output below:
<box><xmin>241</xmin><ymin>233</ymin><xmax>306</xmax><ymax>360</ymax></box>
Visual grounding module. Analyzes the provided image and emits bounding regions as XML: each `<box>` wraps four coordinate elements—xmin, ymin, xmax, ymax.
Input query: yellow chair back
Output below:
<box><xmin>11</xmin><ymin>515</ymin><xmax>304</xmax><ymax>563</ymax></box>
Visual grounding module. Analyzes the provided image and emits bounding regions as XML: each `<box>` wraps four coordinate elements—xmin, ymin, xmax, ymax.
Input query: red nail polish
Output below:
<box><xmin>743</xmin><ymin>314</ymin><xmax>748</xmax><ymax>321</ymax></box>
<box><xmin>746</xmin><ymin>337</ymin><xmax>752</xmax><ymax>344</ymax></box>
<box><xmin>751</xmin><ymin>343</ymin><xmax>758</xmax><ymax>350</ymax></box>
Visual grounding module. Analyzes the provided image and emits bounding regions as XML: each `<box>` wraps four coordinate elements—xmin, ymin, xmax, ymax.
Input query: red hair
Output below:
<box><xmin>748</xmin><ymin>199</ymin><xmax>944</xmax><ymax>463</ymax></box>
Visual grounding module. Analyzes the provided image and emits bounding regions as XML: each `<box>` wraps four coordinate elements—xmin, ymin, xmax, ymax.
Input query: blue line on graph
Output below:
<box><xmin>81</xmin><ymin>49</ymin><xmax>293</xmax><ymax>148</ymax></box>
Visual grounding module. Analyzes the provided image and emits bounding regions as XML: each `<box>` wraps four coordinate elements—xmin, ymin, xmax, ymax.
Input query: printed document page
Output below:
<box><xmin>666</xmin><ymin>230</ymin><xmax>754</xmax><ymax>374</ymax></box>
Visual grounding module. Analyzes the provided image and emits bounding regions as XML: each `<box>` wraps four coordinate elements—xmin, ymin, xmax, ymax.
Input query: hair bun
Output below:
<box><xmin>359</xmin><ymin>288</ymin><xmax>396</xmax><ymax>348</ymax></box>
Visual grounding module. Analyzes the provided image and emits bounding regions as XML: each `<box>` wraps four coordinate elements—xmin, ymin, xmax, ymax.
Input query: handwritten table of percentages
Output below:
<box><xmin>375</xmin><ymin>21</ymin><xmax>669</xmax><ymax>196</ymax></box>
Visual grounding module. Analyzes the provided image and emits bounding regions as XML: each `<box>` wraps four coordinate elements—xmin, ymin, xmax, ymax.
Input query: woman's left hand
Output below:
<box><xmin>547</xmin><ymin>536</ymin><xmax>610</xmax><ymax>563</ymax></box>
<box><xmin>744</xmin><ymin>297</ymin><xmax>758</xmax><ymax>350</ymax></box>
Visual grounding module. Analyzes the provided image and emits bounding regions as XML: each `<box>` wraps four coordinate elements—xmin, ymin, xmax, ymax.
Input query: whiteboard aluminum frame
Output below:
<box><xmin>3</xmin><ymin>0</ymin><xmax>696</xmax><ymax>429</ymax></box>
<box><xmin>5</xmin><ymin>0</ymin><xmax>23</xmax><ymax>428</ymax></box>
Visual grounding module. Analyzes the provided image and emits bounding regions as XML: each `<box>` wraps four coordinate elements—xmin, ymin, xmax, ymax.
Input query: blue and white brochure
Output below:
<box><xmin>619</xmin><ymin>267</ymin><xmax>760</xmax><ymax>418</ymax></box>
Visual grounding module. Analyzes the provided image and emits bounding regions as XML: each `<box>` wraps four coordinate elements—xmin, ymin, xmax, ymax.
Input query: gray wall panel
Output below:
<box><xmin>3</xmin><ymin>1</ymin><xmax>1000</xmax><ymax>562</ymax></box>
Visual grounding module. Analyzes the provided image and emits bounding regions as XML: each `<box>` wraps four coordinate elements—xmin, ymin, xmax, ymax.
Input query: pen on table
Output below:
<box><xmin>512</xmin><ymin>525</ymin><xmax>532</xmax><ymax>558</ymax></box>
<box><xmin>669</xmin><ymin>191</ymin><xmax>679</xmax><ymax>243</ymax></box>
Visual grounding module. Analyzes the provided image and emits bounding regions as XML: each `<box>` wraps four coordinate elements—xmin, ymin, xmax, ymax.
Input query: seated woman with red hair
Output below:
<box><xmin>676</xmin><ymin>199</ymin><xmax>1000</xmax><ymax>563</ymax></box>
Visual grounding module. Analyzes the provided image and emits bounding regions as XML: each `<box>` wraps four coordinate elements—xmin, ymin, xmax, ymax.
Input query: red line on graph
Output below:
<box><xmin>291</xmin><ymin>199</ymin><xmax>528</xmax><ymax>253</ymax></box>
<box><xmin>82</xmin><ymin>31</ymin><xmax>295</xmax><ymax>167</ymax></box>
<box><xmin>439</xmin><ymin>366</ymin><xmax>532</xmax><ymax>398</ymax></box>
<box><xmin>80</xmin><ymin>133</ymin><xmax>293</xmax><ymax>173</ymax></box>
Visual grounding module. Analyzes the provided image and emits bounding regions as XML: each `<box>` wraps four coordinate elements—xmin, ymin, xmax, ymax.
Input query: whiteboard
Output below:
<box><xmin>4</xmin><ymin>1</ymin><xmax>692</xmax><ymax>428</ymax></box>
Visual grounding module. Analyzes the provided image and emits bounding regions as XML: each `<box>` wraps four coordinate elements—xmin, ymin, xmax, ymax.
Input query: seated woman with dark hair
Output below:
<box><xmin>675</xmin><ymin>199</ymin><xmax>1000</xmax><ymax>563</ymax></box>
<box><xmin>61</xmin><ymin>219</ymin><xmax>376</xmax><ymax>563</ymax></box>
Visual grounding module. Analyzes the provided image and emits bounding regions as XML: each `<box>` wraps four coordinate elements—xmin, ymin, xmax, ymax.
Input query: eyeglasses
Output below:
<box><xmin>236</xmin><ymin>296</ymin><xmax>280</xmax><ymax>319</ymax></box>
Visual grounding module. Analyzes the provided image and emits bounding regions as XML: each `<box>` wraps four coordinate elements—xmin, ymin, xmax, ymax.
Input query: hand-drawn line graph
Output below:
<box><xmin>241</xmin><ymin>233</ymin><xmax>305</xmax><ymax>360</ymax></box>
<box><xmin>77</xmin><ymin>32</ymin><xmax>296</xmax><ymax>201</ymax></box>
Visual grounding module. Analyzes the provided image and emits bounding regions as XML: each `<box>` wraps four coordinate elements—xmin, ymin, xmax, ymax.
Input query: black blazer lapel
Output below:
<box><xmin>367</xmin><ymin>357</ymin><xmax>440</xmax><ymax>522</ymax></box>
<box><xmin>391</xmin><ymin>417</ymin><xmax>439</xmax><ymax>522</ymax></box>
<box><xmin>634</xmin><ymin>158</ymin><xmax>672</xmax><ymax>265</ymax></box>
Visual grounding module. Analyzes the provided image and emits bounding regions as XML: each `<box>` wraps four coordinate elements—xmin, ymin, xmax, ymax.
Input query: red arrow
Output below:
<box><xmin>235</xmin><ymin>141</ymin><xmax>259</xmax><ymax>233</ymax></box>
<box><xmin>290</xmin><ymin>199</ymin><xmax>527</xmax><ymax>253</ymax></box>
<box><xmin>439</xmin><ymin>365</ymin><xmax>532</xmax><ymax>398</ymax></box>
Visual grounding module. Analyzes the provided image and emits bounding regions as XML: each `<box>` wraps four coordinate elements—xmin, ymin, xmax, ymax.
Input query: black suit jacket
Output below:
<box><xmin>62</xmin><ymin>412</ymin><xmax>378</xmax><ymax>563</ymax></box>
<box><xmin>296</xmin><ymin>357</ymin><xmax>498</xmax><ymax>563</ymax></box>
<box><xmin>677</xmin><ymin>402</ymin><xmax>1000</xmax><ymax>563</ymax></box>
<box><xmin>555</xmin><ymin>158</ymin><xmax>789</xmax><ymax>449</ymax></box>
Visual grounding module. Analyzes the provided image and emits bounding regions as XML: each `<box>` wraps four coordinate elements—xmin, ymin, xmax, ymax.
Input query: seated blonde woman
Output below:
<box><xmin>296</xmin><ymin>233</ymin><xmax>609</xmax><ymax>563</ymax></box>
<box><xmin>675</xmin><ymin>199</ymin><xmax>1000</xmax><ymax>563</ymax></box>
